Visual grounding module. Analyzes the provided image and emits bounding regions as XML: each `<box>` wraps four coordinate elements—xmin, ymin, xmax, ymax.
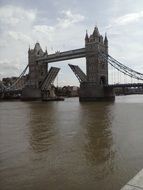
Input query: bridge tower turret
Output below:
<box><xmin>79</xmin><ymin>26</ymin><xmax>114</xmax><ymax>101</ymax></box>
<box><xmin>22</xmin><ymin>42</ymin><xmax>48</xmax><ymax>100</ymax></box>
<box><xmin>85</xmin><ymin>26</ymin><xmax>108</xmax><ymax>84</ymax></box>
<box><xmin>85</xmin><ymin>30</ymin><xmax>89</xmax><ymax>43</ymax></box>
<box><xmin>28</xmin><ymin>42</ymin><xmax>48</xmax><ymax>88</ymax></box>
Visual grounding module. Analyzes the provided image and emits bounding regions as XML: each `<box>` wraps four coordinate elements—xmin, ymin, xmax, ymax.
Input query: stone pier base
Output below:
<box><xmin>79</xmin><ymin>82</ymin><xmax>115</xmax><ymax>102</ymax></box>
<box><xmin>21</xmin><ymin>86</ymin><xmax>41</xmax><ymax>100</ymax></box>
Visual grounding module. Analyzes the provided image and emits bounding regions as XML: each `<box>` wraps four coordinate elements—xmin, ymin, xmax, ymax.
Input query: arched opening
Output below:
<box><xmin>100</xmin><ymin>76</ymin><xmax>106</xmax><ymax>85</ymax></box>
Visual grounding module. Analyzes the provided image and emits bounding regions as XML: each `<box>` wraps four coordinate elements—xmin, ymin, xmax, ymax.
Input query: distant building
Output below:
<box><xmin>2</xmin><ymin>75</ymin><xmax>28</xmax><ymax>89</ymax></box>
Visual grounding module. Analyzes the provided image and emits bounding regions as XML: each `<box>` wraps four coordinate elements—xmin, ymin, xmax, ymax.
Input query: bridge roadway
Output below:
<box><xmin>106</xmin><ymin>83</ymin><xmax>143</xmax><ymax>88</ymax></box>
<box><xmin>36</xmin><ymin>48</ymin><xmax>86</xmax><ymax>63</ymax></box>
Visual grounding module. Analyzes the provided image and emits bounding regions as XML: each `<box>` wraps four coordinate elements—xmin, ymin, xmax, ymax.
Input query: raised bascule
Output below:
<box><xmin>1</xmin><ymin>26</ymin><xmax>143</xmax><ymax>101</ymax></box>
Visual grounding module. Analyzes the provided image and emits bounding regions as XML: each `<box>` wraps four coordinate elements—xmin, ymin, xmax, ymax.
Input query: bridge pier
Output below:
<box><xmin>79</xmin><ymin>82</ymin><xmax>115</xmax><ymax>101</ymax></box>
<box><xmin>78</xmin><ymin>27</ymin><xmax>115</xmax><ymax>101</ymax></box>
<box><xmin>21</xmin><ymin>86</ymin><xmax>41</xmax><ymax>100</ymax></box>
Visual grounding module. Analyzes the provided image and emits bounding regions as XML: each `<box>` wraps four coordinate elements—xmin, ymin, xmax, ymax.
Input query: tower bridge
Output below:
<box><xmin>1</xmin><ymin>26</ymin><xmax>143</xmax><ymax>101</ymax></box>
<box><xmin>21</xmin><ymin>26</ymin><xmax>111</xmax><ymax>101</ymax></box>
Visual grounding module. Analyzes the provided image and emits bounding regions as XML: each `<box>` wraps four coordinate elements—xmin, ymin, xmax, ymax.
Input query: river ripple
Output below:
<box><xmin>0</xmin><ymin>95</ymin><xmax>143</xmax><ymax>190</ymax></box>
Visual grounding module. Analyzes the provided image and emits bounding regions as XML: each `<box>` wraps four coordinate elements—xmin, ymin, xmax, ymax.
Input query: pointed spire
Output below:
<box><xmin>45</xmin><ymin>46</ymin><xmax>48</xmax><ymax>54</ymax></box>
<box><xmin>85</xmin><ymin>30</ymin><xmax>88</xmax><ymax>36</ymax></box>
<box><xmin>93</xmin><ymin>25</ymin><xmax>100</xmax><ymax>37</ymax></box>
<box><xmin>104</xmin><ymin>33</ymin><xmax>108</xmax><ymax>45</ymax></box>
<box><xmin>85</xmin><ymin>30</ymin><xmax>89</xmax><ymax>43</ymax></box>
<box><xmin>34</xmin><ymin>41</ymin><xmax>42</xmax><ymax>52</ymax></box>
<box><xmin>28</xmin><ymin>45</ymin><xmax>30</xmax><ymax>52</ymax></box>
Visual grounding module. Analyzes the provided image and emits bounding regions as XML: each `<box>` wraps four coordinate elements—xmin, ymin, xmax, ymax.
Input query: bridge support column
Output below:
<box><xmin>80</xmin><ymin>27</ymin><xmax>115</xmax><ymax>101</ymax></box>
<box><xmin>79</xmin><ymin>82</ymin><xmax>115</xmax><ymax>101</ymax></box>
<box><xmin>21</xmin><ymin>86</ymin><xmax>41</xmax><ymax>100</ymax></box>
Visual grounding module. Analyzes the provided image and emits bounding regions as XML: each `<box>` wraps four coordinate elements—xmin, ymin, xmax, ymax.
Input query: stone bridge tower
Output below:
<box><xmin>28</xmin><ymin>42</ymin><xmax>48</xmax><ymax>88</ymax></box>
<box><xmin>22</xmin><ymin>43</ymin><xmax>48</xmax><ymax>100</ymax></box>
<box><xmin>79</xmin><ymin>26</ymin><xmax>114</xmax><ymax>101</ymax></box>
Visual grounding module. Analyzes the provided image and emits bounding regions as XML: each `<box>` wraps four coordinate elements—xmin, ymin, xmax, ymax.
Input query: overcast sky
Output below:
<box><xmin>0</xmin><ymin>0</ymin><xmax>143</xmax><ymax>86</ymax></box>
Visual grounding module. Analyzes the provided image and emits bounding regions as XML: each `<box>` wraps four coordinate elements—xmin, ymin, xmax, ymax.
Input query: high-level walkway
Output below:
<box><xmin>37</xmin><ymin>48</ymin><xmax>86</xmax><ymax>63</ymax></box>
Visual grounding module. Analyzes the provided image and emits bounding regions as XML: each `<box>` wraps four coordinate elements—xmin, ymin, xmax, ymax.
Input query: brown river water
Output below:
<box><xmin>0</xmin><ymin>95</ymin><xmax>143</xmax><ymax>190</ymax></box>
